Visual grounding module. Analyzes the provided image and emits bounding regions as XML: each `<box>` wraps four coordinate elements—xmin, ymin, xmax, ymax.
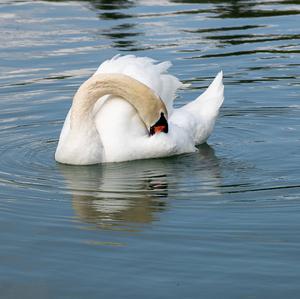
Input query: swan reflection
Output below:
<box><xmin>58</xmin><ymin>144</ymin><xmax>221</xmax><ymax>230</ymax></box>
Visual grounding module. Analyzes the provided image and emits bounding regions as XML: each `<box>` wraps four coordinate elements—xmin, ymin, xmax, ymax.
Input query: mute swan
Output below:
<box><xmin>55</xmin><ymin>55</ymin><xmax>224</xmax><ymax>165</ymax></box>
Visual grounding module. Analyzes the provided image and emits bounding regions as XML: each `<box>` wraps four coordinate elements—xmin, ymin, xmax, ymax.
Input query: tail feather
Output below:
<box><xmin>178</xmin><ymin>71</ymin><xmax>224</xmax><ymax>144</ymax></box>
<box><xmin>184</xmin><ymin>71</ymin><xmax>224</xmax><ymax>120</ymax></box>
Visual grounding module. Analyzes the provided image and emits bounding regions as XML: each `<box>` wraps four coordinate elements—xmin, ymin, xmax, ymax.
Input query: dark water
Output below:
<box><xmin>0</xmin><ymin>0</ymin><xmax>300</xmax><ymax>298</ymax></box>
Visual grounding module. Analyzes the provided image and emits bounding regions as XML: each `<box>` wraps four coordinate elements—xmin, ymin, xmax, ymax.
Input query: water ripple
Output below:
<box><xmin>1</xmin><ymin>1</ymin><xmax>300</xmax><ymax>297</ymax></box>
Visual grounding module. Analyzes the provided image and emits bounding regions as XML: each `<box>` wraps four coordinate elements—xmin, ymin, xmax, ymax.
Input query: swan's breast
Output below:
<box><xmin>94</xmin><ymin>96</ymin><xmax>148</xmax><ymax>162</ymax></box>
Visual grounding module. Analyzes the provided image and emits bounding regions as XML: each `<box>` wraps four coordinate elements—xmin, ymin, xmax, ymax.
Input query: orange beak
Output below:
<box><xmin>153</xmin><ymin>125</ymin><xmax>167</xmax><ymax>134</ymax></box>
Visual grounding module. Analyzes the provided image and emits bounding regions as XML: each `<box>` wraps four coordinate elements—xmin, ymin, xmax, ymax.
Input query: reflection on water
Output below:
<box><xmin>60</xmin><ymin>162</ymin><xmax>169</xmax><ymax>229</ymax></box>
<box><xmin>59</xmin><ymin>144</ymin><xmax>221</xmax><ymax>230</ymax></box>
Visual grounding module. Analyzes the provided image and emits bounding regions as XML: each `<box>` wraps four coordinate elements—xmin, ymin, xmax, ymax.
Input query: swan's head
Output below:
<box><xmin>71</xmin><ymin>73</ymin><xmax>169</xmax><ymax>136</ymax></box>
<box><xmin>149</xmin><ymin>112</ymin><xmax>168</xmax><ymax>135</ymax></box>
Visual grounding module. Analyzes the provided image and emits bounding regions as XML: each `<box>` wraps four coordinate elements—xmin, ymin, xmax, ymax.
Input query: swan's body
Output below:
<box><xmin>55</xmin><ymin>55</ymin><xmax>224</xmax><ymax>165</ymax></box>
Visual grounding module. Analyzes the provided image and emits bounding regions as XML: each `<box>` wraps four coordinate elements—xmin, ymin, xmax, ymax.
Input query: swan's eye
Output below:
<box><xmin>150</xmin><ymin>112</ymin><xmax>168</xmax><ymax>135</ymax></box>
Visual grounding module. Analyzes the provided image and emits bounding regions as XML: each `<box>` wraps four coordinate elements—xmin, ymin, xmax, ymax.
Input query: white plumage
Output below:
<box><xmin>55</xmin><ymin>55</ymin><xmax>224</xmax><ymax>165</ymax></box>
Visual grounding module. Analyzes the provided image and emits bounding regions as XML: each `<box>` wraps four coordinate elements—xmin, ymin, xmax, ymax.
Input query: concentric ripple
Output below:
<box><xmin>0</xmin><ymin>122</ymin><xmax>62</xmax><ymax>192</ymax></box>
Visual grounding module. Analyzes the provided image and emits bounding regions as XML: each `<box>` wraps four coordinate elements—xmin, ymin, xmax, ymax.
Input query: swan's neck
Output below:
<box><xmin>70</xmin><ymin>73</ymin><xmax>167</xmax><ymax>131</ymax></box>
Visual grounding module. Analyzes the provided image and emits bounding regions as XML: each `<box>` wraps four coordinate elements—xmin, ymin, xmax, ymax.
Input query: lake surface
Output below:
<box><xmin>0</xmin><ymin>0</ymin><xmax>300</xmax><ymax>298</ymax></box>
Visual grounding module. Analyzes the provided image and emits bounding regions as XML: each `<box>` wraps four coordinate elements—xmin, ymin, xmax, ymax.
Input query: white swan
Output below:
<box><xmin>55</xmin><ymin>55</ymin><xmax>224</xmax><ymax>165</ymax></box>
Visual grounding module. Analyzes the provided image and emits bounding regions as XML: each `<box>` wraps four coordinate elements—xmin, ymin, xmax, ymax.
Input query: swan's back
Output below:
<box><xmin>95</xmin><ymin>55</ymin><xmax>182</xmax><ymax>114</ymax></box>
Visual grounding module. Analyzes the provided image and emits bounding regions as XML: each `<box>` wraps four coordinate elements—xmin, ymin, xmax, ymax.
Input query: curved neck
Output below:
<box><xmin>70</xmin><ymin>73</ymin><xmax>168</xmax><ymax>131</ymax></box>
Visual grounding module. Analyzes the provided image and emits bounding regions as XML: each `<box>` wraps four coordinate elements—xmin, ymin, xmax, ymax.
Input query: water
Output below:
<box><xmin>0</xmin><ymin>0</ymin><xmax>300</xmax><ymax>298</ymax></box>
